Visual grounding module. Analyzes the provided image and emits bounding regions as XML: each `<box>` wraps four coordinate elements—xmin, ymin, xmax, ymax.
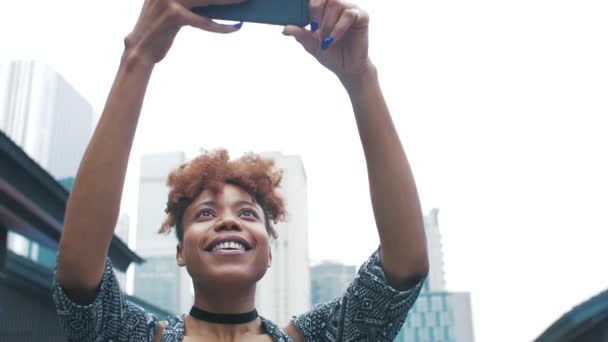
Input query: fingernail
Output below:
<box><xmin>234</xmin><ymin>21</ymin><xmax>243</xmax><ymax>29</ymax></box>
<box><xmin>322</xmin><ymin>35</ymin><xmax>334</xmax><ymax>50</ymax></box>
<box><xmin>310</xmin><ymin>20</ymin><xmax>319</xmax><ymax>32</ymax></box>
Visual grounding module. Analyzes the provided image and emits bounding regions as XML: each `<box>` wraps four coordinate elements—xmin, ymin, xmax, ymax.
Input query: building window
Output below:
<box><xmin>439</xmin><ymin>311</ymin><xmax>450</xmax><ymax>326</ymax></box>
<box><xmin>431</xmin><ymin>295</ymin><xmax>443</xmax><ymax>311</ymax></box>
<box><xmin>409</xmin><ymin>312</ymin><xmax>418</xmax><ymax>326</ymax></box>
<box><xmin>420</xmin><ymin>328</ymin><xmax>428</xmax><ymax>340</ymax></box>
<box><xmin>6</xmin><ymin>231</ymin><xmax>56</xmax><ymax>269</ymax></box>
<box><xmin>427</xmin><ymin>312</ymin><xmax>436</xmax><ymax>326</ymax></box>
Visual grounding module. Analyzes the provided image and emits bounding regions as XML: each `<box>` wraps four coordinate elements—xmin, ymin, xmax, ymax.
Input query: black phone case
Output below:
<box><xmin>193</xmin><ymin>0</ymin><xmax>309</xmax><ymax>27</ymax></box>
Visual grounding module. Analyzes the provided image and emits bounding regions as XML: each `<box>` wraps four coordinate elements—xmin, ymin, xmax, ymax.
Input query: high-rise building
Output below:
<box><xmin>0</xmin><ymin>60</ymin><xmax>94</xmax><ymax>180</ymax></box>
<box><xmin>133</xmin><ymin>152</ymin><xmax>191</xmax><ymax>315</ymax></box>
<box><xmin>310</xmin><ymin>261</ymin><xmax>357</xmax><ymax>305</ymax></box>
<box><xmin>399</xmin><ymin>291</ymin><xmax>475</xmax><ymax>342</ymax></box>
<box><xmin>256</xmin><ymin>152</ymin><xmax>311</xmax><ymax>326</ymax></box>
<box><xmin>132</xmin><ymin>151</ymin><xmax>311</xmax><ymax>323</ymax></box>
<box><xmin>424</xmin><ymin>208</ymin><xmax>447</xmax><ymax>293</ymax></box>
<box><xmin>114</xmin><ymin>213</ymin><xmax>131</xmax><ymax>289</ymax></box>
<box><xmin>395</xmin><ymin>209</ymin><xmax>476</xmax><ymax>342</ymax></box>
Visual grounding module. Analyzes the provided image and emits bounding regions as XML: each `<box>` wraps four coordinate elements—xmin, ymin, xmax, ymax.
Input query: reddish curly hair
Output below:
<box><xmin>159</xmin><ymin>149</ymin><xmax>286</xmax><ymax>241</ymax></box>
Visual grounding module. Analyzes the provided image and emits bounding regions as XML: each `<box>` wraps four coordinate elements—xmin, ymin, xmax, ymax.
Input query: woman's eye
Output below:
<box><xmin>241</xmin><ymin>210</ymin><xmax>256</xmax><ymax>217</ymax></box>
<box><xmin>198</xmin><ymin>210</ymin><xmax>213</xmax><ymax>218</ymax></box>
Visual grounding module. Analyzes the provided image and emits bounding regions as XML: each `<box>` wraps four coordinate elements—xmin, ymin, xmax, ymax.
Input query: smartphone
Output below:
<box><xmin>192</xmin><ymin>0</ymin><xmax>310</xmax><ymax>27</ymax></box>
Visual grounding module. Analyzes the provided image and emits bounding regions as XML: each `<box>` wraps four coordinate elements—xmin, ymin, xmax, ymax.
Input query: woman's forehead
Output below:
<box><xmin>196</xmin><ymin>183</ymin><xmax>254</xmax><ymax>202</ymax></box>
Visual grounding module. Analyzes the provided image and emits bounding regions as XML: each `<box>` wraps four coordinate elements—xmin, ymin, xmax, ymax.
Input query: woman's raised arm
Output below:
<box><xmin>284</xmin><ymin>0</ymin><xmax>429</xmax><ymax>289</ymax></box>
<box><xmin>56</xmin><ymin>0</ymin><xmax>245</xmax><ymax>304</ymax></box>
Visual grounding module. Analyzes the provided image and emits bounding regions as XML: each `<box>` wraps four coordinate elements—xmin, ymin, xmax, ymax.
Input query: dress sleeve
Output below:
<box><xmin>52</xmin><ymin>258</ymin><xmax>158</xmax><ymax>342</ymax></box>
<box><xmin>292</xmin><ymin>249</ymin><xmax>425</xmax><ymax>341</ymax></box>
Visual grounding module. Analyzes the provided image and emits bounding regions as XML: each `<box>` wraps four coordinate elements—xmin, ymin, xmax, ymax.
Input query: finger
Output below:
<box><xmin>352</xmin><ymin>7</ymin><xmax>369</xmax><ymax>29</ymax></box>
<box><xmin>308</xmin><ymin>0</ymin><xmax>327</xmax><ymax>34</ymax></box>
<box><xmin>319</xmin><ymin>0</ymin><xmax>344</xmax><ymax>44</ymax></box>
<box><xmin>322</xmin><ymin>8</ymin><xmax>358</xmax><ymax>50</ymax></box>
<box><xmin>283</xmin><ymin>25</ymin><xmax>318</xmax><ymax>55</ymax></box>
<box><xmin>178</xmin><ymin>6</ymin><xmax>242</xmax><ymax>33</ymax></box>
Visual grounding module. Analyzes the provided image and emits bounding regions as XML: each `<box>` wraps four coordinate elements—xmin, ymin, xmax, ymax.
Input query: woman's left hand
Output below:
<box><xmin>283</xmin><ymin>0</ymin><xmax>372</xmax><ymax>81</ymax></box>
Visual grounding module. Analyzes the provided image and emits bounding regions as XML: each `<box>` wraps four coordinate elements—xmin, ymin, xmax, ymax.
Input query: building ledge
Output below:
<box><xmin>0</xmin><ymin>130</ymin><xmax>142</xmax><ymax>272</ymax></box>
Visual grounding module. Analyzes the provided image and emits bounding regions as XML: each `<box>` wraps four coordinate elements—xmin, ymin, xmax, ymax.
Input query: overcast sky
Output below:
<box><xmin>2</xmin><ymin>0</ymin><xmax>608</xmax><ymax>341</ymax></box>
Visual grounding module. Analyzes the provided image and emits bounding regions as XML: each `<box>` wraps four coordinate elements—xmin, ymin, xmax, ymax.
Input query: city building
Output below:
<box><xmin>0</xmin><ymin>60</ymin><xmax>96</xmax><ymax>273</ymax></box>
<box><xmin>398</xmin><ymin>291</ymin><xmax>475</xmax><ymax>342</ymax></box>
<box><xmin>0</xmin><ymin>130</ymin><xmax>170</xmax><ymax>341</ymax></box>
<box><xmin>310</xmin><ymin>261</ymin><xmax>357</xmax><ymax>305</ymax></box>
<box><xmin>0</xmin><ymin>60</ymin><xmax>94</xmax><ymax>180</ymax></box>
<box><xmin>132</xmin><ymin>152</ymin><xmax>191</xmax><ymax>315</ymax></box>
<box><xmin>256</xmin><ymin>152</ymin><xmax>311</xmax><ymax>326</ymax></box>
<box><xmin>113</xmin><ymin>213</ymin><xmax>131</xmax><ymax>289</ymax></box>
<box><xmin>395</xmin><ymin>208</ymin><xmax>476</xmax><ymax>342</ymax></box>
<box><xmin>0</xmin><ymin>61</ymin><xmax>168</xmax><ymax>341</ymax></box>
<box><xmin>424</xmin><ymin>208</ymin><xmax>447</xmax><ymax>293</ymax></box>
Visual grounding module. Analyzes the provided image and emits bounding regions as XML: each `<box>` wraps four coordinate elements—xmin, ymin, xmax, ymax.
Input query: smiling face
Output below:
<box><xmin>177</xmin><ymin>183</ymin><xmax>272</xmax><ymax>288</ymax></box>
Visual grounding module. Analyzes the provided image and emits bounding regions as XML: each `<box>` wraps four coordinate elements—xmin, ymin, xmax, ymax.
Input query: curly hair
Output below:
<box><xmin>159</xmin><ymin>149</ymin><xmax>286</xmax><ymax>241</ymax></box>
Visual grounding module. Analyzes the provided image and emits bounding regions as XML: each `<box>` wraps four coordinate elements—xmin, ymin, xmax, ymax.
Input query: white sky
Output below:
<box><xmin>2</xmin><ymin>1</ymin><xmax>608</xmax><ymax>341</ymax></box>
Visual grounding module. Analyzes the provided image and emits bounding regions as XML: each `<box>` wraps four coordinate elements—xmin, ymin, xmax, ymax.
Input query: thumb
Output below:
<box><xmin>283</xmin><ymin>25</ymin><xmax>317</xmax><ymax>54</ymax></box>
<box><xmin>282</xmin><ymin>25</ymin><xmax>305</xmax><ymax>37</ymax></box>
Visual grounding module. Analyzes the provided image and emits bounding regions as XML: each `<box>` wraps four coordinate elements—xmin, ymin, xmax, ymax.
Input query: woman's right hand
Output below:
<box><xmin>125</xmin><ymin>0</ymin><xmax>246</xmax><ymax>66</ymax></box>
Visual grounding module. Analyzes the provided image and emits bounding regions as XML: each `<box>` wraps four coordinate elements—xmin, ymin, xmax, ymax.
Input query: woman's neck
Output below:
<box><xmin>186</xmin><ymin>284</ymin><xmax>261</xmax><ymax>339</ymax></box>
<box><xmin>192</xmin><ymin>282</ymin><xmax>257</xmax><ymax>313</ymax></box>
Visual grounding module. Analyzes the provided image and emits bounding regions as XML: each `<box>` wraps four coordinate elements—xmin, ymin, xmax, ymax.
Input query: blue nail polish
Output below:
<box><xmin>310</xmin><ymin>20</ymin><xmax>319</xmax><ymax>32</ymax></box>
<box><xmin>322</xmin><ymin>35</ymin><xmax>334</xmax><ymax>50</ymax></box>
<box><xmin>233</xmin><ymin>21</ymin><xmax>243</xmax><ymax>29</ymax></box>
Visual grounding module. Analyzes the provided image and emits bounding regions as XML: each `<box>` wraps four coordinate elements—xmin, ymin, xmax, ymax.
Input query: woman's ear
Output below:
<box><xmin>176</xmin><ymin>242</ymin><xmax>186</xmax><ymax>267</ymax></box>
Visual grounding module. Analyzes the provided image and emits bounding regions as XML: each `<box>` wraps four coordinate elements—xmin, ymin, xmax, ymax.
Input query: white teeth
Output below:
<box><xmin>211</xmin><ymin>241</ymin><xmax>246</xmax><ymax>252</ymax></box>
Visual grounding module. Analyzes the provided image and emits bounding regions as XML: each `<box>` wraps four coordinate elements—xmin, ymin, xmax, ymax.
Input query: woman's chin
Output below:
<box><xmin>197</xmin><ymin>266</ymin><xmax>267</xmax><ymax>288</ymax></box>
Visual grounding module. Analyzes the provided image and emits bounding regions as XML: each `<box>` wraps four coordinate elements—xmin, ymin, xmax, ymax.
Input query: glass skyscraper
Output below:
<box><xmin>397</xmin><ymin>289</ymin><xmax>474</xmax><ymax>342</ymax></box>
<box><xmin>395</xmin><ymin>209</ymin><xmax>476</xmax><ymax>342</ymax></box>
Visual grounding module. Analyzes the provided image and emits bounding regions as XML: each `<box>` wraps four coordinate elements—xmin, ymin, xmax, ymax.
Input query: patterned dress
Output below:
<box><xmin>53</xmin><ymin>249</ymin><xmax>424</xmax><ymax>341</ymax></box>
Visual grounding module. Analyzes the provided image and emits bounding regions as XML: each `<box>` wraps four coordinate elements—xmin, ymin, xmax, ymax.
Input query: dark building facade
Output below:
<box><xmin>0</xmin><ymin>130</ymin><xmax>171</xmax><ymax>341</ymax></box>
<box><xmin>0</xmin><ymin>252</ymin><xmax>66</xmax><ymax>341</ymax></box>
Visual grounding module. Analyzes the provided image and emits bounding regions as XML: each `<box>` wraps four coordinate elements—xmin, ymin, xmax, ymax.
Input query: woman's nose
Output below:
<box><xmin>214</xmin><ymin>215</ymin><xmax>242</xmax><ymax>232</ymax></box>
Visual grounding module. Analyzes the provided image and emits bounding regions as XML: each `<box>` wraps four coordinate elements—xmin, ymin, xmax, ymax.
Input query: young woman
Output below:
<box><xmin>53</xmin><ymin>0</ymin><xmax>430</xmax><ymax>340</ymax></box>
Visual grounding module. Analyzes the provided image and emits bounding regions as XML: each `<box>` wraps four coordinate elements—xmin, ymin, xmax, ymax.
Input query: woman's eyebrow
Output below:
<box><xmin>196</xmin><ymin>200</ymin><xmax>218</xmax><ymax>208</ymax></box>
<box><xmin>234</xmin><ymin>200</ymin><xmax>255</xmax><ymax>208</ymax></box>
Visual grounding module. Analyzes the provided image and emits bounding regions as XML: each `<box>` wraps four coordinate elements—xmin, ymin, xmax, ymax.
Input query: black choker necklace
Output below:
<box><xmin>189</xmin><ymin>306</ymin><xmax>259</xmax><ymax>325</ymax></box>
